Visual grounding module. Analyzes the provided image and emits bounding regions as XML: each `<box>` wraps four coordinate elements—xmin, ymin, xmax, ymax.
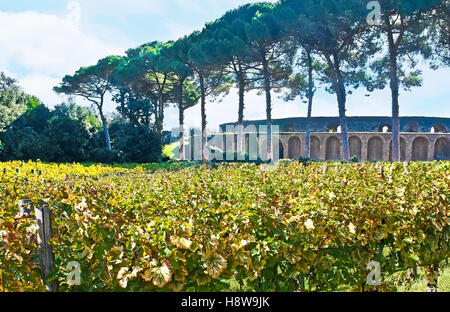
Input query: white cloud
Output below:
<box><xmin>19</xmin><ymin>74</ymin><xmax>63</xmax><ymax>105</ymax></box>
<box><xmin>0</xmin><ymin>10</ymin><xmax>123</xmax><ymax>77</ymax></box>
<box><xmin>66</xmin><ymin>1</ymin><xmax>82</xmax><ymax>27</ymax></box>
<box><xmin>0</xmin><ymin>8</ymin><xmax>124</xmax><ymax>108</ymax></box>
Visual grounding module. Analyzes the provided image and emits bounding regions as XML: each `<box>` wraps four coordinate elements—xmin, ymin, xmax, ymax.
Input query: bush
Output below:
<box><xmin>89</xmin><ymin>148</ymin><xmax>120</xmax><ymax>164</ymax></box>
<box><xmin>109</xmin><ymin>123</ymin><xmax>162</xmax><ymax>163</ymax></box>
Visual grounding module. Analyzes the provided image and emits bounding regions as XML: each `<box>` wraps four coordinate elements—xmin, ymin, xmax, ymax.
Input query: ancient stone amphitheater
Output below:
<box><xmin>219</xmin><ymin>116</ymin><xmax>450</xmax><ymax>161</ymax></box>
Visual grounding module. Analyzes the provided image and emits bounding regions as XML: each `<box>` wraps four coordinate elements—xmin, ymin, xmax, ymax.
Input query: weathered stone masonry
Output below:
<box><xmin>218</xmin><ymin>117</ymin><xmax>450</xmax><ymax>161</ymax></box>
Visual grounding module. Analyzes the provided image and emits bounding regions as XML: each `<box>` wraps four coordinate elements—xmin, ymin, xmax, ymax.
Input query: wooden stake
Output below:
<box><xmin>34</xmin><ymin>205</ymin><xmax>58</xmax><ymax>292</ymax></box>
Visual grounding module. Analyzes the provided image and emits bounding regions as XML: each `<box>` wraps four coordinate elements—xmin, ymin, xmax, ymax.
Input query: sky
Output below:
<box><xmin>0</xmin><ymin>0</ymin><xmax>449</xmax><ymax>131</ymax></box>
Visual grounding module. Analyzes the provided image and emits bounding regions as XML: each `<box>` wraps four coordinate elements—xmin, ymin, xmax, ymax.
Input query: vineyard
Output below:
<box><xmin>0</xmin><ymin>161</ymin><xmax>449</xmax><ymax>292</ymax></box>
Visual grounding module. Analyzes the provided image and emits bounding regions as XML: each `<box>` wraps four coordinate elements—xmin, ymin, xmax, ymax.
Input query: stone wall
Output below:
<box><xmin>278</xmin><ymin>132</ymin><xmax>450</xmax><ymax>161</ymax></box>
<box><xmin>220</xmin><ymin>117</ymin><xmax>450</xmax><ymax>134</ymax></box>
<box><xmin>185</xmin><ymin>131</ymin><xmax>450</xmax><ymax>162</ymax></box>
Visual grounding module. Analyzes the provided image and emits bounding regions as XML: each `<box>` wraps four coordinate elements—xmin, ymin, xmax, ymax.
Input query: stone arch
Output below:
<box><xmin>325</xmin><ymin>137</ymin><xmax>341</xmax><ymax>160</ymax></box>
<box><xmin>279</xmin><ymin>142</ymin><xmax>285</xmax><ymax>159</ymax></box>
<box><xmin>288</xmin><ymin>137</ymin><xmax>302</xmax><ymax>159</ymax></box>
<box><xmin>310</xmin><ymin>136</ymin><xmax>321</xmax><ymax>160</ymax></box>
<box><xmin>378</xmin><ymin>124</ymin><xmax>392</xmax><ymax>133</ymax></box>
<box><xmin>349</xmin><ymin>136</ymin><xmax>362</xmax><ymax>160</ymax></box>
<box><xmin>434</xmin><ymin>138</ymin><xmax>450</xmax><ymax>161</ymax></box>
<box><xmin>431</xmin><ymin>124</ymin><xmax>447</xmax><ymax>133</ymax></box>
<box><xmin>283</xmin><ymin>124</ymin><xmax>295</xmax><ymax>132</ymax></box>
<box><xmin>412</xmin><ymin>137</ymin><xmax>429</xmax><ymax>161</ymax></box>
<box><xmin>367</xmin><ymin>136</ymin><xmax>384</xmax><ymax>161</ymax></box>
<box><xmin>389</xmin><ymin>137</ymin><xmax>407</xmax><ymax>161</ymax></box>
<box><xmin>404</xmin><ymin>122</ymin><xmax>420</xmax><ymax>133</ymax></box>
<box><xmin>327</xmin><ymin>123</ymin><xmax>340</xmax><ymax>133</ymax></box>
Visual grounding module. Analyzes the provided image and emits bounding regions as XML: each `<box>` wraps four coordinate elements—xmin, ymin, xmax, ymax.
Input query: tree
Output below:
<box><xmin>113</xmin><ymin>57</ymin><xmax>156</xmax><ymax>128</ymax></box>
<box><xmin>273</xmin><ymin>4</ymin><xmax>328</xmax><ymax>159</ymax></box>
<box><xmin>109</xmin><ymin>121</ymin><xmax>162</xmax><ymax>163</ymax></box>
<box><xmin>173</xmin><ymin>32</ymin><xmax>232</xmax><ymax>162</ymax></box>
<box><xmin>280</xmin><ymin>0</ymin><xmax>378</xmax><ymax>160</ymax></box>
<box><xmin>244</xmin><ymin>3</ymin><xmax>297</xmax><ymax>160</ymax></box>
<box><xmin>371</xmin><ymin>0</ymin><xmax>442</xmax><ymax>161</ymax></box>
<box><xmin>429</xmin><ymin>0</ymin><xmax>449</xmax><ymax>66</ymax></box>
<box><xmin>0</xmin><ymin>72</ymin><xmax>29</xmax><ymax>132</ymax></box>
<box><xmin>160</xmin><ymin>44</ymin><xmax>200</xmax><ymax>160</ymax></box>
<box><xmin>283</xmin><ymin>51</ymin><xmax>323</xmax><ymax>159</ymax></box>
<box><xmin>201</xmin><ymin>4</ymin><xmax>265</xmax><ymax>154</ymax></box>
<box><xmin>121</xmin><ymin>42</ymin><xmax>176</xmax><ymax>135</ymax></box>
<box><xmin>54</xmin><ymin>55</ymin><xmax>122</xmax><ymax>150</ymax></box>
<box><xmin>43</xmin><ymin>103</ymin><xmax>102</xmax><ymax>162</ymax></box>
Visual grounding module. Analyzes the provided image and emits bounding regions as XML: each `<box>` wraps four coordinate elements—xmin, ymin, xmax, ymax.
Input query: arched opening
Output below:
<box><xmin>310</xmin><ymin>136</ymin><xmax>320</xmax><ymax>160</ymax></box>
<box><xmin>431</xmin><ymin>124</ymin><xmax>447</xmax><ymax>133</ymax></box>
<box><xmin>283</xmin><ymin>124</ymin><xmax>295</xmax><ymax>132</ymax></box>
<box><xmin>412</xmin><ymin>137</ymin><xmax>429</xmax><ymax>161</ymax></box>
<box><xmin>404</xmin><ymin>122</ymin><xmax>420</xmax><ymax>133</ymax></box>
<box><xmin>288</xmin><ymin>137</ymin><xmax>302</xmax><ymax>159</ymax></box>
<box><xmin>367</xmin><ymin>137</ymin><xmax>384</xmax><ymax>161</ymax></box>
<box><xmin>325</xmin><ymin>137</ymin><xmax>341</xmax><ymax>160</ymax></box>
<box><xmin>244</xmin><ymin>134</ymin><xmax>250</xmax><ymax>155</ymax></box>
<box><xmin>389</xmin><ymin>138</ymin><xmax>407</xmax><ymax>161</ymax></box>
<box><xmin>349</xmin><ymin>136</ymin><xmax>362</xmax><ymax>160</ymax></box>
<box><xmin>279</xmin><ymin>142</ymin><xmax>285</xmax><ymax>160</ymax></box>
<box><xmin>378</xmin><ymin>124</ymin><xmax>392</xmax><ymax>133</ymax></box>
<box><xmin>434</xmin><ymin>138</ymin><xmax>450</xmax><ymax>161</ymax></box>
<box><xmin>327</xmin><ymin>123</ymin><xmax>339</xmax><ymax>133</ymax></box>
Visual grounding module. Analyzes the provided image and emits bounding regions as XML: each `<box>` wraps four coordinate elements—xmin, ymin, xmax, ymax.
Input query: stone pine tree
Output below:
<box><xmin>280</xmin><ymin>0</ymin><xmax>378</xmax><ymax>160</ymax></box>
<box><xmin>114</xmin><ymin>56</ymin><xmax>156</xmax><ymax>128</ymax></box>
<box><xmin>244</xmin><ymin>4</ymin><xmax>297</xmax><ymax>160</ymax></box>
<box><xmin>282</xmin><ymin>50</ymin><xmax>323</xmax><ymax>159</ymax></box>
<box><xmin>426</xmin><ymin>0</ymin><xmax>449</xmax><ymax>66</ymax></box>
<box><xmin>370</xmin><ymin>0</ymin><xmax>442</xmax><ymax>162</ymax></box>
<box><xmin>173</xmin><ymin>32</ymin><xmax>232</xmax><ymax>163</ymax></box>
<box><xmin>429</xmin><ymin>0</ymin><xmax>449</xmax><ymax>65</ymax></box>
<box><xmin>202</xmin><ymin>4</ymin><xmax>265</xmax><ymax>155</ymax></box>
<box><xmin>273</xmin><ymin>3</ymin><xmax>326</xmax><ymax>159</ymax></box>
<box><xmin>54</xmin><ymin>55</ymin><xmax>122</xmax><ymax>151</ymax></box>
<box><xmin>161</xmin><ymin>43</ymin><xmax>200</xmax><ymax>160</ymax></box>
<box><xmin>121</xmin><ymin>42</ymin><xmax>175</xmax><ymax>136</ymax></box>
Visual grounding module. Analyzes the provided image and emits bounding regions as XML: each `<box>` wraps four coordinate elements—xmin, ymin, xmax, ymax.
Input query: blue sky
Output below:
<box><xmin>0</xmin><ymin>0</ymin><xmax>449</xmax><ymax>131</ymax></box>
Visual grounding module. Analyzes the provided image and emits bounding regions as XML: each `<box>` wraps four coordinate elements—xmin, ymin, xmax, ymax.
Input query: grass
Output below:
<box><xmin>163</xmin><ymin>142</ymin><xmax>180</xmax><ymax>159</ymax></box>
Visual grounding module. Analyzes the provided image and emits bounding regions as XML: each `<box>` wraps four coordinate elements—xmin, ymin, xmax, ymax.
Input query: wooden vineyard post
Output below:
<box><xmin>18</xmin><ymin>200</ymin><xmax>58</xmax><ymax>292</ymax></box>
<box><xmin>34</xmin><ymin>204</ymin><xmax>59</xmax><ymax>292</ymax></box>
<box><xmin>18</xmin><ymin>199</ymin><xmax>33</xmax><ymax>218</ymax></box>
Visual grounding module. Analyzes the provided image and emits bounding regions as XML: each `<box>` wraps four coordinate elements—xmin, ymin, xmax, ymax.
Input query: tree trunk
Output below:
<box><xmin>179</xmin><ymin>80</ymin><xmax>185</xmax><ymax>161</ymax></box>
<box><xmin>305</xmin><ymin>50</ymin><xmax>314</xmax><ymax>159</ymax></box>
<box><xmin>156</xmin><ymin>92</ymin><xmax>165</xmax><ymax>135</ymax></box>
<box><xmin>119</xmin><ymin>91</ymin><xmax>126</xmax><ymax>125</ymax></box>
<box><xmin>200</xmin><ymin>73</ymin><xmax>208</xmax><ymax>163</ymax></box>
<box><xmin>99</xmin><ymin>112</ymin><xmax>111</xmax><ymax>151</ymax></box>
<box><xmin>261</xmin><ymin>49</ymin><xmax>272</xmax><ymax>161</ymax></box>
<box><xmin>97</xmin><ymin>99</ymin><xmax>111</xmax><ymax>151</ymax></box>
<box><xmin>237</xmin><ymin>67</ymin><xmax>246</xmax><ymax>155</ymax></box>
<box><xmin>336</xmin><ymin>84</ymin><xmax>350</xmax><ymax>161</ymax></box>
<box><xmin>386</xmin><ymin>16</ymin><xmax>401</xmax><ymax>162</ymax></box>
<box><xmin>331</xmin><ymin>53</ymin><xmax>350</xmax><ymax>161</ymax></box>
